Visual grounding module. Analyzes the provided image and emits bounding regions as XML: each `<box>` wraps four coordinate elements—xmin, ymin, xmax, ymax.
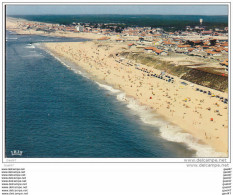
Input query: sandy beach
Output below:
<box><xmin>43</xmin><ymin>41</ymin><xmax>228</xmax><ymax>156</ymax></box>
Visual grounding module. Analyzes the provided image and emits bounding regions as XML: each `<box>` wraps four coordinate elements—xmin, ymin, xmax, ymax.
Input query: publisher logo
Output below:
<box><xmin>11</xmin><ymin>150</ymin><xmax>23</xmax><ymax>156</ymax></box>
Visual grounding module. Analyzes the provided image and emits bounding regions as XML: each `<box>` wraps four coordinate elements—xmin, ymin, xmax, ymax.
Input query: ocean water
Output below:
<box><xmin>6</xmin><ymin>31</ymin><xmax>217</xmax><ymax>158</ymax></box>
<box><xmin>9</xmin><ymin>14</ymin><xmax>228</xmax><ymax>28</ymax></box>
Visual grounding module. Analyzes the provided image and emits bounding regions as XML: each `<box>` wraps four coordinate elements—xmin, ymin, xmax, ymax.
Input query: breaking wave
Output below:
<box><xmin>25</xmin><ymin>44</ymin><xmax>35</xmax><ymax>49</ymax></box>
<box><xmin>96</xmin><ymin>82</ymin><xmax>120</xmax><ymax>93</ymax></box>
<box><xmin>116</xmin><ymin>92</ymin><xmax>226</xmax><ymax>158</ymax></box>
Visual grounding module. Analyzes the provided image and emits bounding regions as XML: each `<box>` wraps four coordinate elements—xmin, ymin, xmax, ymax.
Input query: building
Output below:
<box><xmin>76</xmin><ymin>23</ymin><xmax>84</xmax><ymax>32</ymax></box>
<box><xmin>200</xmin><ymin>18</ymin><xmax>203</xmax><ymax>26</ymax></box>
<box><xmin>220</xmin><ymin>59</ymin><xmax>228</xmax><ymax>72</ymax></box>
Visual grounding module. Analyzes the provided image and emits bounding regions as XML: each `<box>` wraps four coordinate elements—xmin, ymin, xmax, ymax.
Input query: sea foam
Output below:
<box><xmin>96</xmin><ymin>82</ymin><xmax>120</xmax><ymax>93</ymax></box>
<box><xmin>7</xmin><ymin>37</ymin><xmax>18</xmax><ymax>40</ymax></box>
<box><xmin>116</xmin><ymin>92</ymin><xmax>226</xmax><ymax>157</ymax></box>
<box><xmin>41</xmin><ymin>47</ymin><xmax>89</xmax><ymax>79</ymax></box>
<box><xmin>25</xmin><ymin>44</ymin><xmax>35</xmax><ymax>49</ymax></box>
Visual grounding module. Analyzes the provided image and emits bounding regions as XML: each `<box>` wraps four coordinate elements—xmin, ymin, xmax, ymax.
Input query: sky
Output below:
<box><xmin>6</xmin><ymin>5</ymin><xmax>228</xmax><ymax>16</ymax></box>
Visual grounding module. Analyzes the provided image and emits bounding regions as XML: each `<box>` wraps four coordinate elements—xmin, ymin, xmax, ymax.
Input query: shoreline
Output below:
<box><xmin>41</xmin><ymin>41</ymin><xmax>228</xmax><ymax>157</ymax></box>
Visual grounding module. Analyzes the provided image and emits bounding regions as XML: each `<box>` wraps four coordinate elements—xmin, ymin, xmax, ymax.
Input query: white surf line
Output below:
<box><xmin>116</xmin><ymin>92</ymin><xmax>226</xmax><ymax>158</ymax></box>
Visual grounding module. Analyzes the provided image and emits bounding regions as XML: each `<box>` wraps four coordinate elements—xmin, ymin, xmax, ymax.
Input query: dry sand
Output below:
<box><xmin>44</xmin><ymin>41</ymin><xmax>228</xmax><ymax>156</ymax></box>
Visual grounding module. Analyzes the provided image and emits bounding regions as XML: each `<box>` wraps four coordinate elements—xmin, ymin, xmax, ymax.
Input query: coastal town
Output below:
<box><xmin>7</xmin><ymin>17</ymin><xmax>229</xmax><ymax>74</ymax></box>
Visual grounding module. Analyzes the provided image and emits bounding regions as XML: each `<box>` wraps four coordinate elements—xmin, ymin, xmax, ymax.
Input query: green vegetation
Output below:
<box><xmin>122</xmin><ymin>52</ymin><xmax>228</xmax><ymax>92</ymax></box>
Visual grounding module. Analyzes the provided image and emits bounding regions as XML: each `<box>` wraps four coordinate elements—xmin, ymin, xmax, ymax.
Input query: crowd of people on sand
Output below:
<box><xmin>56</xmin><ymin>44</ymin><xmax>228</xmax><ymax>110</ymax></box>
<box><xmin>112</xmin><ymin>55</ymin><xmax>228</xmax><ymax>142</ymax></box>
<box><xmin>46</xmin><ymin>42</ymin><xmax>228</xmax><ymax>154</ymax></box>
<box><xmin>115</xmin><ymin>59</ymin><xmax>175</xmax><ymax>83</ymax></box>
<box><xmin>195</xmin><ymin>87</ymin><xmax>228</xmax><ymax>104</ymax></box>
<box><xmin>115</xmin><ymin>57</ymin><xmax>228</xmax><ymax>106</ymax></box>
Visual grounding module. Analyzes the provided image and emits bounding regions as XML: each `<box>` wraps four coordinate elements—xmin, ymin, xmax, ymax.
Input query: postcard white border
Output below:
<box><xmin>1</xmin><ymin>1</ymin><xmax>231</xmax><ymax>163</ymax></box>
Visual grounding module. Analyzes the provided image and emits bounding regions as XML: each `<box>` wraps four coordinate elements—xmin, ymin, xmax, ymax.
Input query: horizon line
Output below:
<box><xmin>7</xmin><ymin>14</ymin><xmax>228</xmax><ymax>16</ymax></box>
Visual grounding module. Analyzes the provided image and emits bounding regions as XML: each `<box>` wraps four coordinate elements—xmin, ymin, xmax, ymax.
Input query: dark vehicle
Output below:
<box><xmin>181</xmin><ymin>82</ymin><xmax>188</xmax><ymax>86</ymax></box>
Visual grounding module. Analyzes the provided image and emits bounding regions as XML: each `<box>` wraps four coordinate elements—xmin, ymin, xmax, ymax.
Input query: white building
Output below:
<box><xmin>76</xmin><ymin>23</ymin><xmax>84</xmax><ymax>32</ymax></box>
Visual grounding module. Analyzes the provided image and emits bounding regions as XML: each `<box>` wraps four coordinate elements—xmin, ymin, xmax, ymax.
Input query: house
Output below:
<box><xmin>176</xmin><ymin>45</ymin><xmax>191</xmax><ymax>53</ymax></box>
<box><xmin>128</xmin><ymin>43</ymin><xmax>135</xmax><ymax>48</ymax></box>
<box><xmin>201</xmin><ymin>31</ymin><xmax>213</xmax><ymax>35</ymax></box>
<box><xmin>223</xmin><ymin>48</ymin><xmax>228</xmax><ymax>53</ymax></box>
<box><xmin>116</xmin><ymin>38</ymin><xmax>123</xmax><ymax>42</ymax></box>
<box><xmin>206</xmin><ymin>50</ymin><xmax>221</xmax><ymax>56</ymax></box>
<box><xmin>144</xmin><ymin>47</ymin><xmax>155</xmax><ymax>53</ymax></box>
<box><xmin>139</xmin><ymin>37</ymin><xmax>145</xmax><ymax>42</ymax></box>
<box><xmin>163</xmin><ymin>40</ymin><xmax>176</xmax><ymax>47</ymax></box>
<box><xmin>177</xmin><ymin>45</ymin><xmax>191</xmax><ymax>49</ymax></box>
<box><xmin>143</xmin><ymin>47</ymin><xmax>167</xmax><ymax>55</ymax></box>
<box><xmin>214</xmin><ymin>47</ymin><xmax>224</xmax><ymax>52</ymax></box>
<box><xmin>188</xmin><ymin>48</ymin><xmax>195</xmax><ymax>52</ymax></box>
<box><xmin>220</xmin><ymin>59</ymin><xmax>228</xmax><ymax>71</ymax></box>
<box><xmin>221</xmin><ymin>42</ymin><xmax>228</xmax><ymax>47</ymax></box>
<box><xmin>220</xmin><ymin>59</ymin><xmax>228</xmax><ymax>67</ymax></box>
<box><xmin>153</xmin><ymin>48</ymin><xmax>166</xmax><ymax>55</ymax></box>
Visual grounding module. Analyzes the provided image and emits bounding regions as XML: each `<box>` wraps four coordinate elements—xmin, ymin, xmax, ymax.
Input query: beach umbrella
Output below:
<box><xmin>210</xmin><ymin>118</ymin><xmax>213</xmax><ymax>121</ymax></box>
